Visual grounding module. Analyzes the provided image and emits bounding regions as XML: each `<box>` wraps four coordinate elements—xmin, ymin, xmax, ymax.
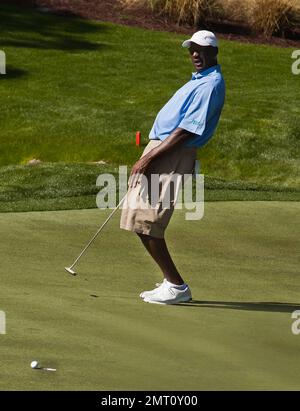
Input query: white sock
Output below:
<box><xmin>166</xmin><ymin>280</ymin><xmax>187</xmax><ymax>290</ymax></box>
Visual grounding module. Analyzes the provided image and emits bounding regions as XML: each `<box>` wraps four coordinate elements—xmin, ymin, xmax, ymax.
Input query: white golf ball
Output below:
<box><xmin>31</xmin><ymin>360</ymin><xmax>39</xmax><ymax>369</ymax></box>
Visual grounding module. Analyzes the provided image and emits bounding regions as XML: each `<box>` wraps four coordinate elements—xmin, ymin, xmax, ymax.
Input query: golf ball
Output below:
<box><xmin>31</xmin><ymin>360</ymin><xmax>39</xmax><ymax>369</ymax></box>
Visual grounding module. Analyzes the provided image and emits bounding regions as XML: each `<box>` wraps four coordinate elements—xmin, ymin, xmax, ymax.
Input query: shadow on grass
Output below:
<box><xmin>0</xmin><ymin>4</ymin><xmax>111</xmax><ymax>52</ymax></box>
<box><xmin>178</xmin><ymin>300</ymin><xmax>300</xmax><ymax>313</ymax></box>
<box><xmin>0</xmin><ymin>66</ymin><xmax>27</xmax><ymax>79</ymax></box>
<box><xmin>0</xmin><ymin>38</ymin><xmax>107</xmax><ymax>51</ymax></box>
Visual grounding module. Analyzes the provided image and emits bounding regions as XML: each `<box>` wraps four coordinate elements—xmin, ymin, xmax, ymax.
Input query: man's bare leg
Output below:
<box><xmin>137</xmin><ymin>233</ymin><xmax>184</xmax><ymax>285</ymax></box>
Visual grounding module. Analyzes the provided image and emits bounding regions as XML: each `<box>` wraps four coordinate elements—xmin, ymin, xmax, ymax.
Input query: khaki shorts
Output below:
<box><xmin>120</xmin><ymin>140</ymin><xmax>197</xmax><ymax>238</ymax></box>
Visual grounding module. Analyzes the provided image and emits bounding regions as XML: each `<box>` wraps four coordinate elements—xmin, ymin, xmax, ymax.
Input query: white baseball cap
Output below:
<box><xmin>182</xmin><ymin>30</ymin><xmax>218</xmax><ymax>48</ymax></box>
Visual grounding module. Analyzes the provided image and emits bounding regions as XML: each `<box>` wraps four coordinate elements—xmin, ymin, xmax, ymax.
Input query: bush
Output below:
<box><xmin>251</xmin><ymin>0</ymin><xmax>300</xmax><ymax>37</ymax></box>
<box><xmin>216</xmin><ymin>0</ymin><xmax>253</xmax><ymax>24</ymax></box>
<box><xmin>159</xmin><ymin>0</ymin><xmax>222</xmax><ymax>25</ymax></box>
<box><xmin>122</xmin><ymin>0</ymin><xmax>223</xmax><ymax>25</ymax></box>
<box><xmin>121</xmin><ymin>0</ymin><xmax>300</xmax><ymax>37</ymax></box>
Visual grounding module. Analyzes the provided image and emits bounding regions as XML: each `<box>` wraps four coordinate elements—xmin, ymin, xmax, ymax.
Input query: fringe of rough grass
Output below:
<box><xmin>0</xmin><ymin>163</ymin><xmax>299</xmax><ymax>213</ymax></box>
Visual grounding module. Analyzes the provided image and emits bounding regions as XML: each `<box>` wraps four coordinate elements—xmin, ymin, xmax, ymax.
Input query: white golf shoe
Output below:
<box><xmin>142</xmin><ymin>282</ymin><xmax>192</xmax><ymax>305</ymax></box>
<box><xmin>139</xmin><ymin>279</ymin><xmax>166</xmax><ymax>299</ymax></box>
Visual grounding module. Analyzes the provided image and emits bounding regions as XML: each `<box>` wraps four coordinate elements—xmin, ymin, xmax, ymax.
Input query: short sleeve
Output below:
<box><xmin>178</xmin><ymin>86</ymin><xmax>216</xmax><ymax>136</ymax></box>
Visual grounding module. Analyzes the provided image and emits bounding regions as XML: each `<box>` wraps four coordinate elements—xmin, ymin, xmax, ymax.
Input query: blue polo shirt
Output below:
<box><xmin>149</xmin><ymin>65</ymin><xmax>225</xmax><ymax>148</ymax></box>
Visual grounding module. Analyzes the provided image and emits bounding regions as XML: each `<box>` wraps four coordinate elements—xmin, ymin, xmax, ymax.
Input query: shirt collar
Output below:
<box><xmin>191</xmin><ymin>64</ymin><xmax>220</xmax><ymax>80</ymax></box>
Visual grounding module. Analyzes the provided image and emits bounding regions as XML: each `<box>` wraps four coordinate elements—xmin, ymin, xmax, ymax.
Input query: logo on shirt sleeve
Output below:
<box><xmin>192</xmin><ymin>119</ymin><xmax>203</xmax><ymax>126</ymax></box>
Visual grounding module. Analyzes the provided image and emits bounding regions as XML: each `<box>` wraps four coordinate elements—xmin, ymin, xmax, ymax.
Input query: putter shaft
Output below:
<box><xmin>65</xmin><ymin>195</ymin><xmax>126</xmax><ymax>274</ymax></box>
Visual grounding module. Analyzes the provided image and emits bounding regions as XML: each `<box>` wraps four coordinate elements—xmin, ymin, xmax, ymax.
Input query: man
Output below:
<box><xmin>120</xmin><ymin>30</ymin><xmax>225</xmax><ymax>305</ymax></box>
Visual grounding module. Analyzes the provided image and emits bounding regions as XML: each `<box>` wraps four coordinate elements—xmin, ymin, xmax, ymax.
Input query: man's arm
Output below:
<box><xmin>129</xmin><ymin>128</ymin><xmax>195</xmax><ymax>187</ymax></box>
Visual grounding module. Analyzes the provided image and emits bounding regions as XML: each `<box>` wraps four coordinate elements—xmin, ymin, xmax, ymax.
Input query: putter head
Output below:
<box><xmin>65</xmin><ymin>266</ymin><xmax>77</xmax><ymax>276</ymax></box>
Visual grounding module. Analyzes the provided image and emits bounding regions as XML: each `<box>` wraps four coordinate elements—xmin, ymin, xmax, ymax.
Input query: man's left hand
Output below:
<box><xmin>129</xmin><ymin>154</ymin><xmax>152</xmax><ymax>188</ymax></box>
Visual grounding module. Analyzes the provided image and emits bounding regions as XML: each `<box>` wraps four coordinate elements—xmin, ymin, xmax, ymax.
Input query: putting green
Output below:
<box><xmin>0</xmin><ymin>202</ymin><xmax>299</xmax><ymax>390</ymax></box>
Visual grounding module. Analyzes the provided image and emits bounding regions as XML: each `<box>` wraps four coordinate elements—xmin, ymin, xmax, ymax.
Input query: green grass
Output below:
<box><xmin>1</xmin><ymin>5</ymin><xmax>299</xmax><ymax>392</ymax></box>
<box><xmin>0</xmin><ymin>162</ymin><xmax>299</xmax><ymax>213</ymax></box>
<box><xmin>0</xmin><ymin>4</ymin><xmax>300</xmax><ymax>191</ymax></box>
<box><xmin>0</xmin><ymin>202</ymin><xmax>299</xmax><ymax>390</ymax></box>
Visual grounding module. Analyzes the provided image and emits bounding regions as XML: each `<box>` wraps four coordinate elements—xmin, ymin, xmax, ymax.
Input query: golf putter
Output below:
<box><xmin>65</xmin><ymin>195</ymin><xmax>126</xmax><ymax>275</ymax></box>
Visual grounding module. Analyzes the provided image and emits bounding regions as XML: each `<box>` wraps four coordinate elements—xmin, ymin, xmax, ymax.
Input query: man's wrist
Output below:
<box><xmin>145</xmin><ymin>150</ymin><xmax>157</xmax><ymax>162</ymax></box>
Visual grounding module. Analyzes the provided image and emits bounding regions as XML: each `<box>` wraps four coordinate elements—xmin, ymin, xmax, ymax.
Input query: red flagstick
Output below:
<box><xmin>136</xmin><ymin>131</ymin><xmax>141</xmax><ymax>146</ymax></box>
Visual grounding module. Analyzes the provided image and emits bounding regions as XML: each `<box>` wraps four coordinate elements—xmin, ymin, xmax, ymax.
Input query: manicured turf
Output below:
<box><xmin>0</xmin><ymin>5</ymin><xmax>300</xmax><ymax>190</ymax></box>
<box><xmin>0</xmin><ymin>202</ymin><xmax>299</xmax><ymax>390</ymax></box>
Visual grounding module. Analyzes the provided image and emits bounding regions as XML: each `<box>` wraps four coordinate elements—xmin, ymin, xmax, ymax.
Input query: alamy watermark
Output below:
<box><xmin>291</xmin><ymin>50</ymin><xmax>300</xmax><ymax>75</ymax></box>
<box><xmin>96</xmin><ymin>165</ymin><xmax>204</xmax><ymax>221</ymax></box>
<box><xmin>0</xmin><ymin>311</ymin><xmax>6</xmax><ymax>334</ymax></box>
<box><xmin>291</xmin><ymin>310</ymin><xmax>300</xmax><ymax>335</ymax></box>
<box><xmin>0</xmin><ymin>50</ymin><xmax>6</xmax><ymax>75</ymax></box>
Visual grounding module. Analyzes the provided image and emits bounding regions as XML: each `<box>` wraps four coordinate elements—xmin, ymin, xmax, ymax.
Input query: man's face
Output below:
<box><xmin>188</xmin><ymin>42</ymin><xmax>217</xmax><ymax>72</ymax></box>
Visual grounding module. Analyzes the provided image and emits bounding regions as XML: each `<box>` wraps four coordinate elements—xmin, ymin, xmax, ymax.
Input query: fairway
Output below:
<box><xmin>0</xmin><ymin>201</ymin><xmax>299</xmax><ymax>390</ymax></box>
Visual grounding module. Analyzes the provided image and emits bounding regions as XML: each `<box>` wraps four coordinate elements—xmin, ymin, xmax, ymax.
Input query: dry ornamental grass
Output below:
<box><xmin>122</xmin><ymin>0</ymin><xmax>300</xmax><ymax>37</ymax></box>
<box><xmin>251</xmin><ymin>0</ymin><xmax>300</xmax><ymax>37</ymax></box>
